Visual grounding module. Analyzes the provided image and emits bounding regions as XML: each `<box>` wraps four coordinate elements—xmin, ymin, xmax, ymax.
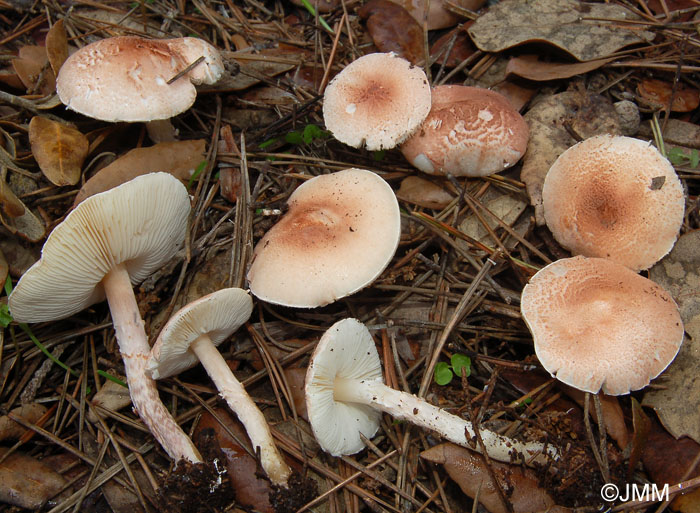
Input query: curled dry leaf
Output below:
<box><xmin>521</xmin><ymin>91</ymin><xmax>622</xmax><ymax>224</ymax></box>
<box><xmin>506</xmin><ymin>54</ymin><xmax>615</xmax><ymax>81</ymax></box>
<box><xmin>29</xmin><ymin>116</ymin><xmax>88</xmax><ymax>186</ymax></box>
<box><xmin>644</xmin><ymin>230</ymin><xmax>700</xmax><ymax>444</ymax></box>
<box><xmin>468</xmin><ymin>0</ymin><xmax>654</xmax><ymax>62</ymax></box>
<box><xmin>430</xmin><ymin>23</ymin><xmax>476</xmax><ymax>68</ymax></box>
<box><xmin>195</xmin><ymin>407</ymin><xmax>276</xmax><ymax>513</ymax></box>
<box><xmin>0</xmin><ymin>403</ymin><xmax>48</xmax><ymax>441</ymax></box>
<box><xmin>421</xmin><ymin>443</ymin><xmax>558</xmax><ymax>513</ymax></box>
<box><xmin>637</xmin><ymin>78</ymin><xmax>700</xmax><ymax>112</ymax></box>
<box><xmin>358</xmin><ymin>0</ymin><xmax>425</xmax><ymax>64</ymax></box>
<box><xmin>45</xmin><ymin>19</ymin><xmax>69</xmax><ymax>76</ymax></box>
<box><xmin>0</xmin><ymin>448</ymin><xmax>67</xmax><ymax>510</ymax></box>
<box><xmin>396</xmin><ymin>176</ymin><xmax>455</xmax><ymax>209</ymax></box>
<box><xmin>87</xmin><ymin>375</ymin><xmax>131</xmax><ymax>423</ymax></box>
<box><xmin>0</xmin><ymin>182</ymin><xmax>45</xmax><ymax>242</ymax></box>
<box><xmin>73</xmin><ymin>139</ymin><xmax>206</xmax><ymax>205</ymax></box>
<box><xmin>0</xmin><ymin>180</ymin><xmax>25</xmax><ymax>218</ymax></box>
<box><xmin>390</xmin><ymin>0</ymin><xmax>462</xmax><ymax>30</ymax></box>
<box><xmin>11</xmin><ymin>45</ymin><xmax>56</xmax><ymax>96</ymax></box>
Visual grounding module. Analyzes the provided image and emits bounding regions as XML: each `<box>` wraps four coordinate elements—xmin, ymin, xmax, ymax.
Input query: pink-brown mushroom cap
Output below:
<box><xmin>322</xmin><ymin>53</ymin><xmax>431</xmax><ymax>150</ymax></box>
<box><xmin>246</xmin><ymin>168</ymin><xmax>401</xmax><ymax>308</ymax></box>
<box><xmin>542</xmin><ymin>135</ymin><xmax>684</xmax><ymax>271</ymax></box>
<box><xmin>400</xmin><ymin>85</ymin><xmax>529</xmax><ymax>177</ymax></box>
<box><xmin>521</xmin><ymin>256</ymin><xmax>684</xmax><ymax>396</ymax></box>
<box><xmin>57</xmin><ymin>36</ymin><xmax>224</xmax><ymax>122</ymax></box>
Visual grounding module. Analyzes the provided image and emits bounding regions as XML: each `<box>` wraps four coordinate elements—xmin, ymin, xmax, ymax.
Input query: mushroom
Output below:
<box><xmin>322</xmin><ymin>53</ymin><xmax>431</xmax><ymax>150</ymax></box>
<box><xmin>542</xmin><ymin>134</ymin><xmax>685</xmax><ymax>271</ymax></box>
<box><xmin>400</xmin><ymin>85</ymin><xmax>529</xmax><ymax>177</ymax></box>
<box><xmin>56</xmin><ymin>36</ymin><xmax>224</xmax><ymax>141</ymax></box>
<box><xmin>147</xmin><ymin>288</ymin><xmax>292</xmax><ymax>486</ymax></box>
<box><xmin>520</xmin><ymin>256</ymin><xmax>684</xmax><ymax>395</ymax></box>
<box><xmin>8</xmin><ymin>173</ymin><xmax>201</xmax><ymax>463</ymax></box>
<box><xmin>305</xmin><ymin>318</ymin><xmax>557</xmax><ymax>465</ymax></box>
<box><xmin>247</xmin><ymin>168</ymin><xmax>401</xmax><ymax>308</ymax></box>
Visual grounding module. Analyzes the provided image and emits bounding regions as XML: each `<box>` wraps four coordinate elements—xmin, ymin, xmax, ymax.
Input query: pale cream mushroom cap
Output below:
<box><xmin>542</xmin><ymin>134</ymin><xmax>685</xmax><ymax>271</ymax></box>
<box><xmin>520</xmin><ymin>256</ymin><xmax>684</xmax><ymax>396</ymax></box>
<box><xmin>246</xmin><ymin>168</ymin><xmax>401</xmax><ymax>308</ymax></box>
<box><xmin>322</xmin><ymin>53</ymin><xmax>431</xmax><ymax>150</ymax></box>
<box><xmin>8</xmin><ymin>172</ymin><xmax>190</xmax><ymax>322</ymax></box>
<box><xmin>57</xmin><ymin>36</ymin><xmax>224</xmax><ymax>122</ymax></box>
<box><xmin>148</xmin><ymin>288</ymin><xmax>253</xmax><ymax>380</ymax></box>
<box><xmin>305</xmin><ymin>318</ymin><xmax>383</xmax><ymax>456</ymax></box>
<box><xmin>400</xmin><ymin>85</ymin><xmax>529</xmax><ymax>177</ymax></box>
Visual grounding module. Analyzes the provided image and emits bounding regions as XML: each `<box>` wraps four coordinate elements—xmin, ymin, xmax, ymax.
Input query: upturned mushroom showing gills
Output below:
<box><xmin>322</xmin><ymin>52</ymin><xmax>431</xmax><ymax>150</ymax></box>
<box><xmin>8</xmin><ymin>173</ymin><xmax>201</xmax><ymax>463</ymax></box>
<box><xmin>147</xmin><ymin>288</ymin><xmax>292</xmax><ymax>487</ymax></box>
<box><xmin>400</xmin><ymin>85</ymin><xmax>529</xmax><ymax>177</ymax></box>
<box><xmin>542</xmin><ymin>134</ymin><xmax>684</xmax><ymax>271</ymax></box>
<box><xmin>57</xmin><ymin>36</ymin><xmax>224</xmax><ymax>123</ymax></box>
<box><xmin>520</xmin><ymin>256</ymin><xmax>684</xmax><ymax>396</ymax></box>
<box><xmin>305</xmin><ymin>318</ymin><xmax>557</xmax><ymax>466</ymax></box>
<box><xmin>247</xmin><ymin>168</ymin><xmax>401</xmax><ymax>308</ymax></box>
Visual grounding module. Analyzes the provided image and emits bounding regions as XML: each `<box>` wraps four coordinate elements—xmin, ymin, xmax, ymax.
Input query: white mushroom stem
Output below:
<box><xmin>103</xmin><ymin>264</ymin><xmax>202</xmax><ymax>463</ymax></box>
<box><xmin>333</xmin><ymin>377</ymin><xmax>557</xmax><ymax>466</ymax></box>
<box><xmin>190</xmin><ymin>333</ymin><xmax>292</xmax><ymax>486</ymax></box>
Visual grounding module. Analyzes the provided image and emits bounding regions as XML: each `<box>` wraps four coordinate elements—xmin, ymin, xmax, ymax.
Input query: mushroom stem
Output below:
<box><xmin>333</xmin><ymin>377</ymin><xmax>556</xmax><ymax>466</ymax></box>
<box><xmin>190</xmin><ymin>333</ymin><xmax>292</xmax><ymax>486</ymax></box>
<box><xmin>103</xmin><ymin>264</ymin><xmax>202</xmax><ymax>463</ymax></box>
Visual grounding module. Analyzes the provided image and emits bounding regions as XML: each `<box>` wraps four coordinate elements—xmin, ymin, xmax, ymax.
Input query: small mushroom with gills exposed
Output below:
<box><xmin>147</xmin><ymin>288</ymin><xmax>292</xmax><ymax>488</ymax></box>
<box><xmin>8</xmin><ymin>173</ymin><xmax>201</xmax><ymax>463</ymax></box>
<box><xmin>305</xmin><ymin>318</ymin><xmax>557</xmax><ymax>465</ymax></box>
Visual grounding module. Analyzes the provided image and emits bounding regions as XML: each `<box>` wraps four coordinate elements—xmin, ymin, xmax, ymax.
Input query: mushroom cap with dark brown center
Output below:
<box><xmin>542</xmin><ymin>134</ymin><xmax>684</xmax><ymax>271</ymax></box>
<box><xmin>400</xmin><ymin>85</ymin><xmax>529</xmax><ymax>177</ymax></box>
<box><xmin>246</xmin><ymin>168</ymin><xmax>401</xmax><ymax>308</ymax></box>
<box><xmin>520</xmin><ymin>256</ymin><xmax>684</xmax><ymax>395</ymax></box>
<box><xmin>322</xmin><ymin>53</ymin><xmax>431</xmax><ymax>150</ymax></box>
<box><xmin>57</xmin><ymin>36</ymin><xmax>224</xmax><ymax>122</ymax></box>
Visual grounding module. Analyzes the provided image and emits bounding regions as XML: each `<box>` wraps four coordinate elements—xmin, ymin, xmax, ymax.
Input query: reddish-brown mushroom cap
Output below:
<box><xmin>322</xmin><ymin>53</ymin><xmax>431</xmax><ymax>150</ymax></box>
<box><xmin>57</xmin><ymin>36</ymin><xmax>224</xmax><ymax>122</ymax></box>
<box><xmin>400</xmin><ymin>85</ymin><xmax>529</xmax><ymax>177</ymax></box>
<box><xmin>542</xmin><ymin>134</ymin><xmax>684</xmax><ymax>271</ymax></box>
<box><xmin>246</xmin><ymin>168</ymin><xmax>401</xmax><ymax>308</ymax></box>
<box><xmin>520</xmin><ymin>256</ymin><xmax>684</xmax><ymax>396</ymax></box>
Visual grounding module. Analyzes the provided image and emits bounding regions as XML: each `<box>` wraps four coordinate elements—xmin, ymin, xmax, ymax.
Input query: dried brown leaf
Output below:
<box><xmin>644</xmin><ymin>231</ymin><xmax>700</xmax><ymax>444</ymax></box>
<box><xmin>506</xmin><ymin>54</ymin><xmax>615</xmax><ymax>81</ymax></box>
<box><xmin>45</xmin><ymin>19</ymin><xmax>68</xmax><ymax>76</ymax></box>
<box><xmin>205</xmin><ymin>49</ymin><xmax>296</xmax><ymax>93</ymax></box>
<box><xmin>0</xmin><ymin>403</ymin><xmax>47</xmax><ymax>441</ymax></box>
<box><xmin>359</xmin><ymin>0</ymin><xmax>425</xmax><ymax>64</ymax></box>
<box><xmin>0</xmin><ymin>180</ymin><xmax>25</xmax><ymax>218</ymax></box>
<box><xmin>390</xmin><ymin>0</ymin><xmax>463</xmax><ymax>30</ymax></box>
<box><xmin>0</xmin><ymin>183</ymin><xmax>45</xmax><ymax>242</ymax></box>
<box><xmin>11</xmin><ymin>45</ymin><xmax>56</xmax><ymax>95</ymax></box>
<box><xmin>396</xmin><ymin>176</ymin><xmax>455</xmax><ymax>209</ymax></box>
<box><xmin>468</xmin><ymin>0</ymin><xmax>654</xmax><ymax>61</ymax></box>
<box><xmin>29</xmin><ymin>116</ymin><xmax>88</xmax><ymax>186</ymax></box>
<box><xmin>0</xmin><ymin>448</ymin><xmax>67</xmax><ymax>510</ymax></box>
<box><xmin>430</xmin><ymin>23</ymin><xmax>476</xmax><ymax>68</ymax></box>
<box><xmin>421</xmin><ymin>443</ymin><xmax>559</xmax><ymax>513</ymax></box>
<box><xmin>73</xmin><ymin>139</ymin><xmax>206</xmax><ymax>205</ymax></box>
<box><xmin>637</xmin><ymin>78</ymin><xmax>700</xmax><ymax>112</ymax></box>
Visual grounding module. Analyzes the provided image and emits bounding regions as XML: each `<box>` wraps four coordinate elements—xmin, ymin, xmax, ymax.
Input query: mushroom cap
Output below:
<box><xmin>246</xmin><ymin>168</ymin><xmax>401</xmax><ymax>308</ymax></box>
<box><xmin>322</xmin><ymin>53</ymin><xmax>431</xmax><ymax>150</ymax></box>
<box><xmin>57</xmin><ymin>36</ymin><xmax>224</xmax><ymax>122</ymax></box>
<box><xmin>147</xmin><ymin>288</ymin><xmax>253</xmax><ymax>380</ymax></box>
<box><xmin>400</xmin><ymin>85</ymin><xmax>529</xmax><ymax>177</ymax></box>
<box><xmin>542</xmin><ymin>134</ymin><xmax>684</xmax><ymax>271</ymax></box>
<box><xmin>305</xmin><ymin>318</ymin><xmax>383</xmax><ymax>456</ymax></box>
<box><xmin>8</xmin><ymin>172</ymin><xmax>190</xmax><ymax>323</ymax></box>
<box><xmin>520</xmin><ymin>256</ymin><xmax>684</xmax><ymax>395</ymax></box>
